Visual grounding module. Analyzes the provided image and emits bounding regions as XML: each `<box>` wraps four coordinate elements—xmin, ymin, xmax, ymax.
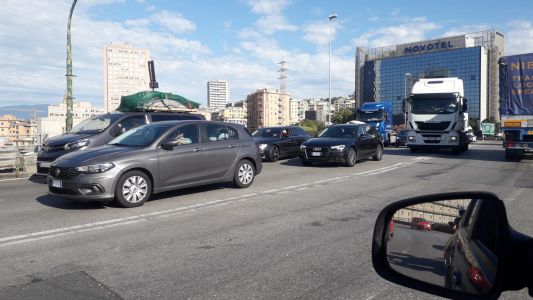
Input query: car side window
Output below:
<box><xmin>357</xmin><ymin>126</ymin><xmax>365</xmax><ymax>136</ymax></box>
<box><xmin>116</xmin><ymin>116</ymin><xmax>146</xmax><ymax>135</ymax></box>
<box><xmin>471</xmin><ymin>200</ymin><xmax>502</xmax><ymax>256</ymax></box>
<box><xmin>151</xmin><ymin>114</ymin><xmax>201</xmax><ymax>122</ymax></box>
<box><xmin>166</xmin><ymin>124</ymin><xmax>199</xmax><ymax>145</ymax></box>
<box><xmin>207</xmin><ymin>124</ymin><xmax>238</xmax><ymax>142</ymax></box>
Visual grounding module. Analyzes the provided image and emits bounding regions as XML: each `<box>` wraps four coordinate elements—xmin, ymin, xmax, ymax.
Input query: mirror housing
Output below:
<box><xmin>463</xmin><ymin>98</ymin><xmax>468</xmax><ymax>112</ymax></box>
<box><xmin>161</xmin><ymin>140</ymin><xmax>178</xmax><ymax>150</ymax></box>
<box><xmin>372</xmin><ymin>192</ymin><xmax>514</xmax><ymax>299</ymax></box>
<box><xmin>402</xmin><ymin>98</ymin><xmax>409</xmax><ymax>113</ymax></box>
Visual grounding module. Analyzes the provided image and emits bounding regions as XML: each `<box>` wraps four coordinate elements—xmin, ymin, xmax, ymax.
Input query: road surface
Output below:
<box><xmin>0</xmin><ymin>143</ymin><xmax>531</xmax><ymax>299</ymax></box>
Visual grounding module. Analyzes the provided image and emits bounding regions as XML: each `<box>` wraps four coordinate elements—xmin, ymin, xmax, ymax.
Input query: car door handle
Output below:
<box><xmin>193</xmin><ymin>147</ymin><xmax>205</xmax><ymax>152</ymax></box>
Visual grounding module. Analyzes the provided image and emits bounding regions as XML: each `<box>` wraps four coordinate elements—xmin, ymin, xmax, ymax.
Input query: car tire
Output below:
<box><xmin>115</xmin><ymin>170</ymin><xmax>152</xmax><ymax>208</ymax></box>
<box><xmin>267</xmin><ymin>145</ymin><xmax>280</xmax><ymax>162</ymax></box>
<box><xmin>233</xmin><ymin>159</ymin><xmax>255</xmax><ymax>188</ymax></box>
<box><xmin>345</xmin><ymin>147</ymin><xmax>357</xmax><ymax>167</ymax></box>
<box><xmin>372</xmin><ymin>144</ymin><xmax>383</xmax><ymax>161</ymax></box>
<box><xmin>301</xmin><ymin>160</ymin><xmax>313</xmax><ymax>166</ymax></box>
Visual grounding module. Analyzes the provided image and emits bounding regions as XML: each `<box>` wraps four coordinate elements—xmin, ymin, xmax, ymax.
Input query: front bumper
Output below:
<box><xmin>36</xmin><ymin>151</ymin><xmax>64</xmax><ymax>174</ymax></box>
<box><xmin>47</xmin><ymin>168</ymin><xmax>117</xmax><ymax>201</ymax></box>
<box><xmin>299</xmin><ymin>148</ymin><xmax>347</xmax><ymax>163</ymax></box>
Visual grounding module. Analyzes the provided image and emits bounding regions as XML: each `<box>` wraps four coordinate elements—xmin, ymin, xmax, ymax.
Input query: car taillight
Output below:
<box><xmin>467</xmin><ymin>266</ymin><xmax>491</xmax><ymax>290</ymax></box>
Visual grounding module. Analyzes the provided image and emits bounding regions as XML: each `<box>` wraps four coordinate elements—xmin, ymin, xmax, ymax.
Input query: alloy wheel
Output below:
<box><xmin>122</xmin><ymin>175</ymin><xmax>148</xmax><ymax>203</ymax></box>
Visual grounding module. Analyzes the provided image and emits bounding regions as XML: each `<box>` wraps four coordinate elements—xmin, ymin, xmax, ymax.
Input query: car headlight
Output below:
<box><xmin>300</xmin><ymin>144</ymin><xmax>307</xmax><ymax>151</ymax></box>
<box><xmin>408</xmin><ymin>136</ymin><xmax>416</xmax><ymax>142</ymax></box>
<box><xmin>258</xmin><ymin>144</ymin><xmax>268</xmax><ymax>150</ymax></box>
<box><xmin>65</xmin><ymin>139</ymin><xmax>90</xmax><ymax>150</ymax></box>
<box><xmin>330</xmin><ymin>145</ymin><xmax>345</xmax><ymax>151</ymax></box>
<box><xmin>75</xmin><ymin>163</ymin><xmax>115</xmax><ymax>174</ymax></box>
<box><xmin>449</xmin><ymin>136</ymin><xmax>458</xmax><ymax>142</ymax></box>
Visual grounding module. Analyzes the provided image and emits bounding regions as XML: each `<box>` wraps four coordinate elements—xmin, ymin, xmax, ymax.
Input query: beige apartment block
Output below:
<box><xmin>103</xmin><ymin>42</ymin><xmax>150</xmax><ymax>112</ymax></box>
<box><xmin>0</xmin><ymin>115</ymin><xmax>36</xmax><ymax>146</ymax></box>
<box><xmin>246</xmin><ymin>89</ymin><xmax>290</xmax><ymax>131</ymax></box>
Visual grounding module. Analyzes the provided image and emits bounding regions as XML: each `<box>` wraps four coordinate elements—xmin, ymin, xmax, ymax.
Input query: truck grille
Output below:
<box><xmin>49</xmin><ymin>166</ymin><xmax>80</xmax><ymax>180</ymax></box>
<box><xmin>415</xmin><ymin>121</ymin><xmax>450</xmax><ymax>131</ymax></box>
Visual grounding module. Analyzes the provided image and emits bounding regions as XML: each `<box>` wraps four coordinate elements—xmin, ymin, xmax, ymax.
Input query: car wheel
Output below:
<box><xmin>267</xmin><ymin>145</ymin><xmax>280</xmax><ymax>162</ymax></box>
<box><xmin>233</xmin><ymin>159</ymin><xmax>255</xmax><ymax>188</ymax></box>
<box><xmin>372</xmin><ymin>144</ymin><xmax>383</xmax><ymax>161</ymax></box>
<box><xmin>345</xmin><ymin>147</ymin><xmax>357</xmax><ymax>167</ymax></box>
<box><xmin>115</xmin><ymin>170</ymin><xmax>152</xmax><ymax>208</ymax></box>
<box><xmin>301</xmin><ymin>160</ymin><xmax>313</xmax><ymax>166</ymax></box>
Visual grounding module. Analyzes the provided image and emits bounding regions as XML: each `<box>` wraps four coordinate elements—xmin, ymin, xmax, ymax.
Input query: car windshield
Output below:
<box><xmin>109</xmin><ymin>123</ymin><xmax>173</xmax><ymax>147</ymax></box>
<box><xmin>318</xmin><ymin>126</ymin><xmax>357</xmax><ymax>138</ymax></box>
<box><xmin>70</xmin><ymin>115</ymin><xmax>119</xmax><ymax>134</ymax></box>
<box><xmin>410</xmin><ymin>94</ymin><xmax>458</xmax><ymax>114</ymax></box>
<box><xmin>357</xmin><ymin>110</ymin><xmax>384</xmax><ymax>122</ymax></box>
<box><xmin>253</xmin><ymin>128</ymin><xmax>282</xmax><ymax>138</ymax></box>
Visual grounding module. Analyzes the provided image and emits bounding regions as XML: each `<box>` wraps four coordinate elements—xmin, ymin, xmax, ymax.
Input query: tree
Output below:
<box><xmin>297</xmin><ymin>119</ymin><xmax>325</xmax><ymax>136</ymax></box>
<box><xmin>331</xmin><ymin>108</ymin><xmax>355</xmax><ymax>124</ymax></box>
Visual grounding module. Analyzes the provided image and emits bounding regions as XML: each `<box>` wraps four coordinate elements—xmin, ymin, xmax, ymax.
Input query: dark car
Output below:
<box><xmin>395</xmin><ymin>129</ymin><xmax>410</xmax><ymax>147</ymax></box>
<box><xmin>299</xmin><ymin>124</ymin><xmax>383</xmax><ymax>166</ymax></box>
<box><xmin>410</xmin><ymin>217</ymin><xmax>431</xmax><ymax>231</ymax></box>
<box><xmin>444</xmin><ymin>199</ymin><xmax>500</xmax><ymax>294</ymax></box>
<box><xmin>37</xmin><ymin>112</ymin><xmax>205</xmax><ymax>174</ymax></box>
<box><xmin>252</xmin><ymin>126</ymin><xmax>311</xmax><ymax>162</ymax></box>
<box><xmin>47</xmin><ymin>121</ymin><xmax>262</xmax><ymax>208</ymax></box>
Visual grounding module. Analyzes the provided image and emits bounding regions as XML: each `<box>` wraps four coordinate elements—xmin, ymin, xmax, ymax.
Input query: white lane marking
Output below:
<box><xmin>0</xmin><ymin>177</ymin><xmax>30</xmax><ymax>182</ymax></box>
<box><xmin>296</xmin><ymin>187</ymin><xmax>308</xmax><ymax>191</ymax></box>
<box><xmin>0</xmin><ymin>156</ymin><xmax>432</xmax><ymax>247</ymax></box>
<box><xmin>506</xmin><ymin>189</ymin><xmax>524</xmax><ymax>202</ymax></box>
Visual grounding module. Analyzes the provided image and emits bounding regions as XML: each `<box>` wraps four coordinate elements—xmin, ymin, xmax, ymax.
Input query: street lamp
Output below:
<box><xmin>404</xmin><ymin>73</ymin><xmax>411</xmax><ymax>127</ymax></box>
<box><xmin>328</xmin><ymin>13</ymin><xmax>337</xmax><ymax>125</ymax></box>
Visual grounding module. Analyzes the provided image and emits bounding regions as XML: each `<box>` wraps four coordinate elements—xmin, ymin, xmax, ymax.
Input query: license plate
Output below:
<box><xmin>38</xmin><ymin>161</ymin><xmax>51</xmax><ymax>168</ymax></box>
<box><xmin>424</xmin><ymin>137</ymin><xmax>441</xmax><ymax>141</ymax></box>
<box><xmin>51</xmin><ymin>180</ymin><xmax>62</xmax><ymax>188</ymax></box>
<box><xmin>311</xmin><ymin>152</ymin><xmax>322</xmax><ymax>156</ymax></box>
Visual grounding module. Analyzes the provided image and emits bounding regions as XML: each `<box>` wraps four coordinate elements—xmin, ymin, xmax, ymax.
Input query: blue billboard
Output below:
<box><xmin>499</xmin><ymin>53</ymin><xmax>533</xmax><ymax>115</ymax></box>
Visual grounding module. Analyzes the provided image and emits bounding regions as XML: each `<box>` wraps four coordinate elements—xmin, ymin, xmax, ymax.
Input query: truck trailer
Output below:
<box><xmin>356</xmin><ymin>101</ymin><xmax>394</xmax><ymax>146</ymax></box>
<box><xmin>403</xmin><ymin>77</ymin><xmax>469</xmax><ymax>154</ymax></box>
<box><xmin>500</xmin><ymin>52</ymin><xmax>533</xmax><ymax>160</ymax></box>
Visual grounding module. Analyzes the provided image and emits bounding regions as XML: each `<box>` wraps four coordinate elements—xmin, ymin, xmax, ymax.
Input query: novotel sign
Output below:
<box><xmin>404</xmin><ymin>41</ymin><xmax>454</xmax><ymax>54</ymax></box>
<box><xmin>397</xmin><ymin>36</ymin><xmax>468</xmax><ymax>56</ymax></box>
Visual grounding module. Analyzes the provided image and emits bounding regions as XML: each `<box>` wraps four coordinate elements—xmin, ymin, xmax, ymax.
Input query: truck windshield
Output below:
<box><xmin>70</xmin><ymin>114</ymin><xmax>120</xmax><ymax>134</ymax></box>
<box><xmin>410</xmin><ymin>94</ymin><xmax>458</xmax><ymax>114</ymax></box>
<box><xmin>357</xmin><ymin>110</ymin><xmax>384</xmax><ymax>122</ymax></box>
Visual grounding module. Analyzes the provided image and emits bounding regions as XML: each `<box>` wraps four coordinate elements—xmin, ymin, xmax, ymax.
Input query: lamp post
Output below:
<box><xmin>328</xmin><ymin>13</ymin><xmax>337</xmax><ymax>125</ymax></box>
<box><xmin>66</xmin><ymin>0</ymin><xmax>78</xmax><ymax>132</ymax></box>
<box><xmin>404</xmin><ymin>73</ymin><xmax>411</xmax><ymax>127</ymax></box>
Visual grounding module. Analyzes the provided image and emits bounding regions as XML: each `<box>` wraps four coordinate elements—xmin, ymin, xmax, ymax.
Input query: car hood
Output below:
<box><xmin>53</xmin><ymin>145</ymin><xmax>139</xmax><ymax>166</ymax></box>
<box><xmin>253</xmin><ymin>137</ymin><xmax>279</xmax><ymax>144</ymax></box>
<box><xmin>44</xmin><ymin>133</ymin><xmax>92</xmax><ymax>148</ymax></box>
<box><xmin>303</xmin><ymin>137</ymin><xmax>354</xmax><ymax>147</ymax></box>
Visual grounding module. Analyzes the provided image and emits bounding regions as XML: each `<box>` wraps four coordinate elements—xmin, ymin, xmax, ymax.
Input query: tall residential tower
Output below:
<box><xmin>207</xmin><ymin>80</ymin><xmax>230</xmax><ymax>110</ymax></box>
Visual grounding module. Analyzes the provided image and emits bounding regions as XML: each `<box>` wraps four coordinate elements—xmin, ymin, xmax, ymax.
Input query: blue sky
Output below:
<box><xmin>0</xmin><ymin>0</ymin><xmax>532</xmax><ymax>108</ymax></box>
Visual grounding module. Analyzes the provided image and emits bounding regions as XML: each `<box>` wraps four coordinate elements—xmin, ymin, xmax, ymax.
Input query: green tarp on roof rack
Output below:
<box><xmin>117</xmin><ymin>91</ymin><xmax>201</xmax><ymax>112</ymax></box>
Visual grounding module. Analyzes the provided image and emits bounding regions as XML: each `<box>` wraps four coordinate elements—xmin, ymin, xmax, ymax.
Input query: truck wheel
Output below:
<box><xmin>505</xmin><ymin>149</ymin><xmax>522</xmax><ymax>161</ymax></box>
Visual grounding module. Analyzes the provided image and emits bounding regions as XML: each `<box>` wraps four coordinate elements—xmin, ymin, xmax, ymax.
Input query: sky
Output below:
<box><xmin>0</xmin><ymin>0</ymin><xmax>532</xmax><ymax>108</ymax></box>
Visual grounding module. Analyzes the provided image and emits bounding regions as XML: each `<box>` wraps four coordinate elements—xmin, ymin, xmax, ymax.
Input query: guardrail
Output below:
<box><xmin>0</xmin><ymin>148</ymin><xmax>18</xmax><ymax>171</ymax></box>
<box><xmin>0</xmin><ymin>147</ymin><xmax>37</xmax><ymax>176</ymax></box>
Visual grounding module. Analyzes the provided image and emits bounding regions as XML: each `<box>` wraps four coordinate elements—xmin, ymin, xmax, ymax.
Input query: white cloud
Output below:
<box><xmin>248</xmin><ymin>0</ymin><xmax>290</xmax><ymax>15</ymax></box>
<box><xmin>125</xmin><ymin>18</ymin><xmax>150</xmax><ymax>27</ymax></box>
<box><xmin>151</xmin><ymin>11</ymin><xmax>196</xmax><ymax>34</ymax></box>
<box><xmin>443</xmin><ymin>25</ymin><xmax>489</xmax><ymax>37</ymax></box>
<box><xmin>255</xmin><ymin>14</ymin><xmax>297</xmax><ymax>34</ymax></box>
<box><xmin>246</xmin><ymin>0</ymin><xmax>297</xmax><ymax>34</ymax></box>
<box><xmin>302</xmin><ymin>21</ymin><xmax>336</xmax><ymax>46</ymax></box>
<box><xmin>505</xmin><ymin>20</ymin><xmax>533</xmax><ymax>55</ymax></box>
<box><xmin>353</xmin><ymin>17</ymin><xmax>441</xmax><ymax>48</ymax></box>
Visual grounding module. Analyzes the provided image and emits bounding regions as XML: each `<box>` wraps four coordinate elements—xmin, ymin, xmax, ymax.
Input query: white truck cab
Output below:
<box><xmin>403</xmin><ymin>77</ymin><xmax>469</xmax><ymax>154</ymax></box>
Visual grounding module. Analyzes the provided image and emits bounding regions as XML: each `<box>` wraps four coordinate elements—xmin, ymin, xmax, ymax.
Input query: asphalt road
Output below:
<box><xmin>387</xmin><ymin>224</ymin><xmax>451</xmax><ymax>287</ymax></box>
<box><xmin>0</xmin><ymin>143</ymin><xmax>531</xmax><ymax>299</ymax></box>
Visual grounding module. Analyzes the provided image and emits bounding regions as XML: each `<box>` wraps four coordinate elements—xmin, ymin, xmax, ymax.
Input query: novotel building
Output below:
<box><xmin>354</xmin><ymin>30</ymin><xmax>505</xmax><ymax>123</ymax></box>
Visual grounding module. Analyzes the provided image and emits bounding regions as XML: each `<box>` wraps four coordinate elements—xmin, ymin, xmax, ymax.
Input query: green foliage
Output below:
<box><xmin>298</xmin><ymin>119</ymin><xmax>326</xmax><ymax>136</ymax></box>
<box><xmin>331</xmin><ymin>108</ymin><xmax>355</xmax><ymax>124</ymax></box>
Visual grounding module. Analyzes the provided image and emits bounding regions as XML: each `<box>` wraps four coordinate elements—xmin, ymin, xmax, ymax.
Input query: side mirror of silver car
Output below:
<box><xmin>372</xmin><ymin>192</ymin><xmax>533</xmax><ymax>299</ymax></box>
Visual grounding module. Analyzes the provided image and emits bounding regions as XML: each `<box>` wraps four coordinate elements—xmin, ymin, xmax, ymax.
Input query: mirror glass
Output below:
<box><xmin>386</xmin><ymin>198</ymin><xmax>501</xmax><ymax>295</ymax></box>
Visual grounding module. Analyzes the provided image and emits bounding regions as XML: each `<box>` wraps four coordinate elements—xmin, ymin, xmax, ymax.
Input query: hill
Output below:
<box><xmin>0</xmin><ymin>104</ymin><xmax>49</xmax><ymax>120</ymax></box>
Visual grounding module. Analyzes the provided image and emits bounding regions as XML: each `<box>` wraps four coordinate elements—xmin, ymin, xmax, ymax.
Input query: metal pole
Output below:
<box><xmin>328</xmin><ymin>14</ymin><xmax>337</xmax><ymax>125</ymax></box>
<box><xmin>66</xmin><ymin>0</ymin><xmax>78</xmax><ymax>132</ymax></box>
<box><xmin>404</xmin><ymin>73</ymin><xmax>410</xmax><ymax>127</ymax></box>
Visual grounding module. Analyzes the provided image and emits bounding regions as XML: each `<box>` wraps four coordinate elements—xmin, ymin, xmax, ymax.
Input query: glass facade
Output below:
<box><xmin>363</xmin><ymin>47</ymin><xmax>483</xmax><ymax>124</ymax></box>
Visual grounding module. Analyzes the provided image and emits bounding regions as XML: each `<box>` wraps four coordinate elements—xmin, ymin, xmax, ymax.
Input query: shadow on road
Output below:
<box><xmin>36</xmin><ymin>195</ymin><xmax>107</xmax><ymax>210</ymax></box>
<box><xmin>432</xmin><ymin>244</ymin><xmax>446</xmax><ymax>251</ymax></box>
<box><xmin>280</xmin><ymin>157</ymin><xmax>373</xmax><ymax>168</ymax></box>
<box><xmin>383</xmin><ymin>146</ymin><xmax>519</xmax><ymax>163</ymax></box>
<box><xmin>149</xmin><ymin>183</ymin><xmax>227</xmax><ymax>202</ymax></box>
<box><xmin>388</xmin><ymin>251</ymin><xmax>446</xmax><ymax>277</ymax></box>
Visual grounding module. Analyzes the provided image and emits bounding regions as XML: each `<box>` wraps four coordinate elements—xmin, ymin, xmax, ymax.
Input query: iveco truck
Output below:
<box><xmin>356</xmin><ymin>101</ymin><xmax>394</xmax><ymax>146</ymax></box>
<box><xmin>403</xmin><ymin>77</ymin><xmax>469</xmax><ymax>153</ymax></box>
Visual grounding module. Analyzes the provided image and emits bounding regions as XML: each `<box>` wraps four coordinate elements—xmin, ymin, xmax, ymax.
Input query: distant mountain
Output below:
<box><xmin>0</xmin><ymin>104</ymin><xmax>49</xmax><ymax>120</ymax></box>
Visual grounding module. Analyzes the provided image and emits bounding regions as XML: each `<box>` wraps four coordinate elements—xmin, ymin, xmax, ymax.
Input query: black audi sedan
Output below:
<box><xmin>252</xmin><ymin>126</ymin><xmax>311</xmax><ymax>162</ymax></box>
<box><xmin>299</xmin><ymin>124</ymin><xmax>383</xmax><ymax>166</ymax></box>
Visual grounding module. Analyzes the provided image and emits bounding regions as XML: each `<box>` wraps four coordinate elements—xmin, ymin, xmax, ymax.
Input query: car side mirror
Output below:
<box><xmin>371</xmin><ymin>192</ymin><xmax>531</xmax><ymax>299</ymax></box>
<box><xmin>161</xmin><ymin>140</ymin><xmax>178</xmax><ymax>150</ymax></box>
<box><xmin>463</xmin><ymin>98</ymin><xmax>468</xmax><ymax>112</ymax></box>
<box><xmin>402</xmin><ymin>98</ymin><xmax>408</xmax><ymax>113</ymax></box>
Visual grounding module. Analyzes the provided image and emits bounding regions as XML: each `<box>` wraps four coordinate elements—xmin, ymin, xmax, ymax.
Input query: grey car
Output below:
<box><xmin>47</xmin><ymin>120</ymin><xmax>262</xmax><ymax>208</ymax></box>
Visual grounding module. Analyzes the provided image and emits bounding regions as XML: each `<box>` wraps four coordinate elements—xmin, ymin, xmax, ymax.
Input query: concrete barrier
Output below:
<box><xmin>0</xmin><ymin>148</ymin><xmax>18</xmax><ymax>171</ymax></box>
